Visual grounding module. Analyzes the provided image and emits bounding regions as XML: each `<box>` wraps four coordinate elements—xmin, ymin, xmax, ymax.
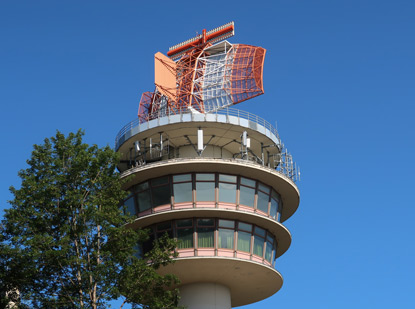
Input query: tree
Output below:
<box><xmin>0</xmin><ymin>130</ymin><xmax>180</xmax><ymax>309</ymax></box>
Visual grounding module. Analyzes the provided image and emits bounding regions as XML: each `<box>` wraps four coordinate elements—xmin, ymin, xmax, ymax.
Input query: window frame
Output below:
<box><xmin>218</xmin><ymin>174</ymin><xmax>237</xmax><ymax>204</ymax></box>
<box><xmin>176</xmin><ymin>219</ymin><xmax>194</xmax><ymax>249</ymax></box>
<box><xmin>256</xmin><ymin>182</ymin><xmax>271</xmax><ymax>215</ymax></box>
<box><xmin>196</xmin><ymin>218</ymin><xmax>215</xmax><ymax>248</ymax></box>
<box><xmin>172</xmin><ymin>173</ymin><xmax>193</xmax><ymax>204</ymax></box>
<box><xmin>195</xmin><ymin>173</ymin><xmax>216</xmax><ymax>202</ymax></box>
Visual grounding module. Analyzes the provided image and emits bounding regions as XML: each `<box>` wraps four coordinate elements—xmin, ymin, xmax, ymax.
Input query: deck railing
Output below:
<box><xmin>115</xmin><ymin>107</ymin><xmax>280</xmax><ymax>150</ymax></box>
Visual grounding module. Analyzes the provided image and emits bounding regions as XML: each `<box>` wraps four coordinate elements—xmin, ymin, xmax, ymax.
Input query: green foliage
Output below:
<box><xmin>0</xmin><ymin>130</ymin><xmax>180</xmax><ymax>309</ymax></box>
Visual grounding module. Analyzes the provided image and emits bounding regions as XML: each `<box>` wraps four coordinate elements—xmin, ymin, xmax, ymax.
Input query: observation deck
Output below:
<box><xmin>116</xmin><ymin>108</ymin><xmax>298</xmax><ymax>181</ymax></box>
<box><xmin>115</xmin><ymin>107</ymin><xmax>300</xmax><ymax>307</ymax></box>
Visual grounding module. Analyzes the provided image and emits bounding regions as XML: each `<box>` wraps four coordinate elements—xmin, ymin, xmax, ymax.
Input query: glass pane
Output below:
<box><xmin>197</xmin><ymin>218</ymin><xmax>214</xmax><ymax>226</ymax></box>
<box><xmin>219</xmin><ymin>174</ymin><xmax>237</xmax><ymax>183</ymax></box>
<box><xmin>173</xmin><ymin>174</ymin><xmax>192</xmax><ymax>182</ymax></box>
<box><xmin>218</xmin><ymin>228</ymin><xmax>234</xmax><ymax>249</ymax></box>
<box><xmin>177</xmin><ymin>228</ymin><xmax>193</xmax><ymax>249</ymax></box>
<box><xmin>151</xmin><ymin>176</ymin><xmax>169</xmax><ymax>186</ymax></box>
<box><xmin>219</xmin><ymin>183</ymin><xmax>236</xmax><ymax>203</ymax></box>
<box><xmin>137</xmin><ymin>190</ymin><xmax>151</xmax><ymax>212</ymax></box>
<box><xmin>257</xmin><ymin>191</ymin><xmax>269</xmax><ymax>213</ymax></box>
<box><xmin>174</xmin><ymin>182</ymin><xmax>193</xmax><ymax>203</ymax></box>
<box><xmin>258</xmin><ymin>183</ymin><xmax>270</xmax><ymax>193</ymax></box>
<box><xmin>197</xmin><ymin>227</ymin><xmax>214</xmax><ymax>248</ymax></box>
<box><xmin>196</xmin><ymin>173</ymin><xmax>215</xmax><ymax>181</ymax></box>
<box><xmin>278</xmin><ymin>203</ymin><xmax>283</xmax><ymax>222</ymax></box>
<box><xmin>142</xmin><ymin>233</ymin><xmax>154</xmax><ymax>255</ymax></box>
<box><xmin>136</xmin><ymin>181</ymin><xmax>149</xmax><ymax>191</ymax></box>
<box><xmin>237</xmin><ymin>231</ymin><xmax>251</xmax><ymax>252</ymax></box>
<box><xmin>152</xmin><ymin>184</ymin><xmax>171</xmax><ymax>207</ymax></box>
<box><xmin>157</xmin><ymin>221</ymin><xmax>171</xmax><ymax>231</ymax></box>
<box><xmin>124</xmin><ymin>196</ymin><xmax>136</xmax><ymax>215</ymax></box>
<box><xmin>241</xmin><ymin>177</ymin><xmax>255</xmax><ymax>187</ymax></box>
<box><xmin>196</xmin><ymin>182</ymin><xmax>215</xmax><ymax>201</ymax></box>
<box><xmin>157</xmin><ymin>230</ymin><xmax>173</xmax><ymax>239</ymax></box>
<box><xmin>239</xmin><ymin>186</ymin><xmax>255</xmax><ymax>207</ymax></box>
<box><xmin>254</xmin><ymin>226</ymin><xmax>266</xmax><ymax>237</ymax></box>
<box><xmin>253</xmin><ymin>235</ymin><xmax>264</xmax><ymax>257</ymax></box>
<box><xmin>177</xmin><ymin>219</ymin><xmax>193</xmax><ymax>228</ymax></box>
<box><xmin>265</xmin><ymin>241</ymin><xmax>273</xmax><ymax>262</ymax></box>
<box><xmin>238</xmin><ymin>222</ymin><xmax>252</xmax><ymax>232</ymax></box>
<box><xmin>219</xmin><ymin>219</ymin><xmax>234</xmax><ymax>228</ymax></box>
<box><xmin>270</xmin><ymin>198</ymin><xmax>278</xmax><ymax>220</ymax></box>
<box><xmin>272</xmin><ymin>243</ymin><xmax>277</xmax><ymax>262</ymax></box>
<box><xmin>271</xmin><ymin>190</ymin><xmax>280</xmax><ymax>201</ymax></box>
<box><xmin>133</xmin><ymin>243</ymin><xmax>142</xmax><ymax>258</ymax></box>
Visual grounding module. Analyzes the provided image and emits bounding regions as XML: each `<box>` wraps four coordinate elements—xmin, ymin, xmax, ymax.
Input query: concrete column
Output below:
<box><xmin>179</xmin><ymin>283</ymin><xmax>231</xmax><ymax>309</ymax></box>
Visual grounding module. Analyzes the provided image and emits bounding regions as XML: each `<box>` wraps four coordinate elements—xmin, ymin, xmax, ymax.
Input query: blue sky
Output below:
<box><xmin>1</xmin><ymin>1</ymin><xmax>415</xmax><ymax>308</ymax></box>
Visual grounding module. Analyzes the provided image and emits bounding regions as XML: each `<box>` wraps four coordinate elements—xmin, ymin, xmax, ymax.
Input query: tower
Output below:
<box><xmin>115</xmin><ymin>22</ymin><xmax>300</xmax><ymax>308</ymax></box>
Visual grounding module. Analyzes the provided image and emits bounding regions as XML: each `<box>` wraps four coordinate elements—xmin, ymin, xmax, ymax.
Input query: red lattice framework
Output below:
<box><xmin>138</xmin><ymin>22</ymin><xmax>266</xmax><ymax>123</ymax></box>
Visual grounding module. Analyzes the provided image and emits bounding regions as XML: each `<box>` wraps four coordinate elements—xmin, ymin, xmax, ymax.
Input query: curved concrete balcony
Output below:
<box><xmin>128</xmin><ymin>208</ymin><xmax>292</xmax><ymax>258</ymax></box>
<box><xmin>157</xmin><ymin>257</ymin><xmax>283</xmax><ymax>307</ymax></box>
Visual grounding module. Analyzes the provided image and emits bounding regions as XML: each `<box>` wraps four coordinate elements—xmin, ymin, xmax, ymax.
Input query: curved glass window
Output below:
<box><xmin>142</xmin><ymin>231</ymin><xmax>154</xmax><ymax>255</ymax></box>
<box><xmin>239</xmin><ymin>186</ymin><xmax>255</xmax><ymax>207</ymax></box>
<box><xmin>270</xmin><ymin>190</ymin><xmax>280</xmax><ymax>221</ymax></box>
<box><xmin>126</xmin><ymin>173</ymin><xmax>284</xmax><ymax>222</ymax></box>
<box><xmin>241</xmin><ymin>177</ymin><xmax>255</xmax><ymax>187</ymax></box>
<box><xmin>173</xmin><ymin>174</ymin><xmax>192</xmax><ymax>182</ymax></box>
<box><xmin>219</xmin><ymin>174</ymin><xmax>237</xmax><ymax>183</ymax></box>
<box><xmin>177</xmin><ymin>228</ymin><xmax>193</xmax><ymax>248</ymax></box>
<box><xmin>141</xmin><ymin>218</ymin><xmax>278</xmax><ymax>267</ymax></box>
<box><xmin>258</xmin><ymin>183</ymin><xmax>270</xmax><ymax>193</ymax></box>
<box><xmin>237</xmin><ymin>231</ymin><xmax>251</xmax><ymax>252</ymax></box>
<box><xmin>239</xmin><ymin>177</ymin><xmax>255</xmax><ymax>207</ymax></box>
<box><xmin>253</xmin><ymin>227</ymin><xmax>265</xmax><ymax>257</ymax></box>
<box><xmin>237</xmin><ymin>222</ymin><xmax>252</xmax><ymax>253</ymax></box>
<box><xmin>196</xmin><ymin>174</ymin><xmax>215</xmax><ymax>202</ymax></box>
<box><xmin>136</xmin><ymin>182</ymin><xmax>149</xmax><ymax>191</ymax></box>
<box><xmin>270</xmin><ymin>199</ymin><xmax>278</xmax><ymax>220</ymax></box>
<box><xmin>219</xmin><ymin>182</ymin><xmax>236</xmax><ymax>203</ymax></box>
<box><xmin>254</xmin><ymin>235</ymin><xmax>265</xmax><ymax>256</ymax></box>
<box><xmin>196</xmin><ymin>173</ymin><xmax>215</xmax><ymax>181</ymax></box>
<box><xmin>265</xmin><ymin>234</ymin><xmax>274</xmax><ymax>262</ymax></box>
<box><xmin>218</xmin><ymin>228</ymin><xmax>234</xmax><ymax>249</ymax></box>
<box><xmin>272</xmin><ymin>243</ymin><xmax>277</xmax><ymax>264</ymax></box>
<box><xmin>151</xmin><ymin>176</ymin><xmax>171</xmax><ymax>207</ymax></box>
<box><xmin>176</xmin><ymin>219</ymin><xmax>193</xmax><ymax>249</ymax></box>
<box><xmin>257</xmin><ymin>191</ymin><xmax>269</xmax><ymax>213</ymax></box>
<box><xmin>173</xmin><ymin>174</ymin><xmax>192</xmax><ymax>203</ymax></box>
<box><xmin>196</xmin><ymin>182</ymin><xmax>215</xmax><ymax>201</ymax></box>
<box><xmin>173</xmin><ymin>183</ymin><xmax>192</xmax><ymax>203</ymax></box>
<box><xmin>124</xmin><ymin>195</ymin><xmax>136</xmax><ymax>216</ymax></box>
<box><xmin>197</xmin><ymin>218</ymin><xmax>215</xmax><ymax>247</ymax></box>
<box><xmin>218</xmin><ymin>220</ymin><xmax>235</xmax><ymax>249</ymax></box>
<box><xmin>219</xmin><ymin>219</ymin><xmax>234</xmax><ymax>229</ymax></box>
<box><xmin>136</xmin><ymin>182</ymin><xmax>151</xmax><ymax>212</ymax></box>
<box><xmin>156</xmin><ymin>221</ymin><xmax>172</xmax><ymax>238</ymax></box>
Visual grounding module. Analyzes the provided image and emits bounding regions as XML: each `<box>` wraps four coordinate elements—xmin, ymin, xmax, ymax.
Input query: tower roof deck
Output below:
<box><xmin>115</xmin><ymin>107</ymin><xmax>280</xmax><ymax>151</ymax></box>
<box><xmin>116</xmin><ymin>107</ymin><xmax>298</xmax><ymax>181</ymax></box>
